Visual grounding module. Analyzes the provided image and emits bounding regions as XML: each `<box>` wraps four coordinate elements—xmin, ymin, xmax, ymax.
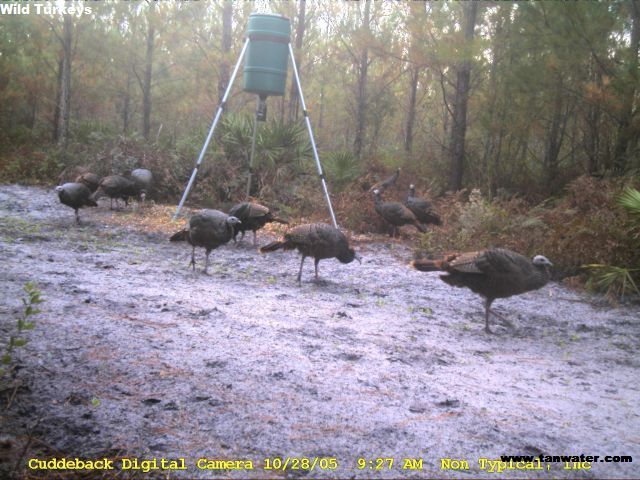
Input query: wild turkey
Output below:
<box><xmin>55</xmin><ymin>182</ymin><xmax>98</xmax><ymax>224</ymax></box>
<box><xmin>373</xmin><ymin>189</ymin><xmax>426</xmax><ymax>237</ymax></box>
<box><xmin>228</xmin><ymin>202</ymin><xmax>288</xmax><ymax>246</ymax></box>
<box><xmin>91</xmin><ymin>175</ymin><xmax>139</xmax><ymax>209</ymax></box>
<box><xmin>129</xmin><ymin>168</ymin><xmax>153</xmax><ymax>202</ymax></box>
<box><xmin>170</xmin><ymin>209</ymin><xmax>241</xmax><ymax>274</ymax></box>
<box><xmin>412</xmin><ymin>248</ymin><xmax>553</xmax><ymax>333</ymax></box>
<box><xmin>75</xmin><ymin>172</ymin><xmax>101</xmax><ymax>193</ymax></box>
<box><xmin>260</xmin><ymin>223</ymin><xmax>361</xmax><ymax>283</ymax></box>
<box><xmin>369</xmin><ymin>167</ymin><xmax>400</xmax><ymax>193</ymax></box>
<box><xmin>58</xmin><ymin>165</ymin><xmax>90</xmax><ymax>185</ymax></box>
<box><xmin>406</xmin><ymin>184</ymin><xmax>441</xmax><ymax>225</ymax></box>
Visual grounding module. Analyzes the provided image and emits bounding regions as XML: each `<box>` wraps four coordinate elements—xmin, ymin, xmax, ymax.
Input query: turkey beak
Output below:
<box><xmin>355</xmin><ymin>253</ymin><xmax>362</xmax><ymax>264</ymax></box>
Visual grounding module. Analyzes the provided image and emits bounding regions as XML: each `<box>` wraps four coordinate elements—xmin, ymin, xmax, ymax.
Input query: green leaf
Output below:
<box><xmin>91</xmin><ymin>398</ymin><xmax>101</xmax><ymax>407</ymax></box>
<box><xmin>618</xmin><ymin>187</ymin><xmax>640</xmax><ymax>216</ymax></box>
<box><xmin>582</xmin><ymin>264</ymin><xmax>640</xmax><ymax>298</ymax></box>
<box><xmin>13</xmin><ymin>338</ymin><xmax>28</xmax><ymax>347</ymax></box>
<box><xmin>1</xmin><ymin>354</ymin><xmax>11</xmax><ymax>365</ymax></box>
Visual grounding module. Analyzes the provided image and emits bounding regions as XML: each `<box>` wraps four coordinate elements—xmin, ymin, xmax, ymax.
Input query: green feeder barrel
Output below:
<box><xmin>243</xmin><ymin>14</ymin><xmax>291</xmax><ymax>97</ymax></box>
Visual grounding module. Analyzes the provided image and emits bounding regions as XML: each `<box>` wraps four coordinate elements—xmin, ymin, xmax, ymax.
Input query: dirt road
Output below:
<box><xmin>1</xmin><ymin>185</ymin><xmax>639</xmax><ymax>479</ymax></box>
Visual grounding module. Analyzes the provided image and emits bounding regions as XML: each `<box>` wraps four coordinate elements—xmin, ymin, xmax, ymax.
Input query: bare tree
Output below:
<box><xmin>218</xmin><ymin>1</ymin><xmax>233</xmax><ymax>103</ymax></box>
<box><xmin>52</xmin><ymin>56</ymin><xmax>63</xmax><ymax>142</ymax></box>
<box><xmin>121</xmin><ymin>67</ymin><xmax>132</xmax><ymax>134</ymax></box>
<box><xmin>288</xmin><ymin>0</ymin><xmax>306</xmax><ymax>122</ymax></box>
<box><xmin>142</xmin><ymin>17</ymin><xmax>155</xmax><ymax>141</ymax></box>
<box><xmin>56</xmin><ymin>15</ymin><xmax>73</xmax><ymax>148</ymax></box>
<box><xmin>354</xmin><ymin>0</ymin><xmax>371</xmax><ymax>161</ymax></box>
<box><xmin>543</xmin><ymin>75</ymin><xmax>571</xmax><ymax>189</ymax></box>
<box><xmin>613</xmin><ymin>0</ymin><xmax>640</xmax><ymax>174</ymax></box>
<box><xmin>404</xmin><ymin>65</ymin><xmax>420</xmax><ymax>155</ymax></box>
<box><xmin>448</xmin><ymin>1</ymin><xmax>478</xmax><ymax>191</ymax></box>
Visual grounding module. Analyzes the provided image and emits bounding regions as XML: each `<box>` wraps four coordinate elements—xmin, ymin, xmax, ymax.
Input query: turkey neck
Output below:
<box><xmin>527</xmin><ymin>265</ymin><xmax>551</xmax><ymax>291</ymax></box>
<box><xmin>225</xmin><ymin>222</ymin><xmax>235</xmax><ymax>238</ymax></box>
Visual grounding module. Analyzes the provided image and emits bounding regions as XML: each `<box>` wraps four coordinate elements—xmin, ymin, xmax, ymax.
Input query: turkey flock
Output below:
<box><xmin>54</xmin><ymin>167</ymin><xmax>553</xmax><ymax>333</ymax></box>
<box><xmin>56</xmin><ymin>168</ymin><xmax>153</xmax><ymax>223</ymax></box>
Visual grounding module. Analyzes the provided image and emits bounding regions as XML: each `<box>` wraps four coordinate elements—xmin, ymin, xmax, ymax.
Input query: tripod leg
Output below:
<box><xmin>289</xmin><ymin>43</ymin><xmax>338</xmax><ymax>229</ymax></box>
<box><xmin>173</xmin><ymin>39</ymin><xmax>249</xmax><ymax>220</ymax></box>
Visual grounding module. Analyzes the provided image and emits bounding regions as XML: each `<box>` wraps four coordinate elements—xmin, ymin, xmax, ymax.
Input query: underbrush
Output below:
<box><xmin>2</xmin><ymin>134</ymin><xmax>638</xmax><ymax>298</ymax></box>
<box><xmin>412</xmin><ymin>176</ymin><xmax>640</xmax><ymax>298</ymax></box>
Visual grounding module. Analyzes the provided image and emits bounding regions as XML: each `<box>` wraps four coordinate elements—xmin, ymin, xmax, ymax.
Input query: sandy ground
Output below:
<box><xmin>0</xmin><ymin>184</ymin><xmax>639</xmax><ymax>479</ymax></box>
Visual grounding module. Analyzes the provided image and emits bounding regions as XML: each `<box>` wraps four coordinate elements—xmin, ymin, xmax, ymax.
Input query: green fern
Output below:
<box><xmin>618</xmin><ymin>187</ymin><xmax>640</xmax><ymax>217</ymax></box>
<box><xmin>584</xmin><ymin>264</ymin><xmax>640</xmax><ymax>299</ymax></box>
<box><xmin>324</xmin><ymin>150</ymin><xmax>362</xmax><ymax>190</ymax></box>
<box><xmin>582</xmin><ymin>186</ymin><xmax>640</xmax><ymax>300</ymax></box>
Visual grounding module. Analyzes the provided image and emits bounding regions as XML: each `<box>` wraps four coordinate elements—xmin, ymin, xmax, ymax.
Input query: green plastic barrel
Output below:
<box><xmin>243</xmin><ymin>14</ymin><xmax>291</xmax><ymax>97</ymax></box>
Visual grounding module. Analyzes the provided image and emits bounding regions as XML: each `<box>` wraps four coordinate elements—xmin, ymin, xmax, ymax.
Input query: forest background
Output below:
<box><xmin>0</xmin><ymin>1</ymin><xmax>639</xmax><ymax>296</ymax></box>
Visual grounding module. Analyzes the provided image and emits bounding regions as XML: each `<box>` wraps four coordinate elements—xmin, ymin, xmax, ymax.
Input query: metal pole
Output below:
<box><xmin>173</xmin><ymin>39</ymin><xmax>250</xmax><ymax>220</ymax></box>
<box><xmin>288</xmin><ymin>43</ymin><xmax>338</xmax><ymax>229</ymax></box>
<box><xmin>245</xmin><ymin>97</ymin><xmax>260</xmax><ymax>199</ymax></box>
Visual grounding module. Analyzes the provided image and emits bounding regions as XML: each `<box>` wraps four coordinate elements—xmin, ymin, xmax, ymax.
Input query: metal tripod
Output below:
<box><xmin>173</xmin><ymin>42</ymin><xmax>338</xmax><ymax>229</ymax></box>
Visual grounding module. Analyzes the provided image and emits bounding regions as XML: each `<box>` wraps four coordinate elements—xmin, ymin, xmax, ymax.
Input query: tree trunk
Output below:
<box><xmin>353</xmin><ymin>0</ymin><xmax>371</xmax><ymax>161</ymax></box>
<box><xmin>218</xmin><ymin>1</ymin><xmax>233</xmax><ymax>103</ymax></box>
<box><xmin>482</xmin><ymin>5</ymin><xmax>511</xmax><ymax>199</ymax></box>
<box><xmin>318</xmin><ymin>82</ymin><xmax>325</xmax><ymax>131</ymax></box>
<box><xmin>288</xmin><ymin>0</ymin><xmax>306</xmax><ymax>122</ymax></box>
<box><xmin>404</xmin><ymin>66</ymin><xmax>420</xmax><ymax>155</ymax></box>
<box><xmin>122</xmin><ymin>67</ymin><xmax>131</xmax><ymax>133</ymax></box>
<box><xmin>56</xmin><ymin>15</ymin><xmax>73</xmax><ymax>148</ymax></box>
<box><xmin>142</xmin><ymin>21</ymin><xmax>155</xmax><ymax>141</ymax></box>
<box><xmin>52</xmin><ymin>56</ymin><xmax>63</xmax><ymax>142</ymax></box>
<box><xmin>448</xmin><ymin>1</ymin><xmax>478</xmax><ymax>191</ymax></box>
<box><xmin>584</xmin><ymin>57</ymin><xmax>602</xmax><ymax>174</ymax></box>
<box><xmin>544</xmin><ymin>75</ymin><xmax>570</xmax><ymax>191</ymax></box>
<box><xmin>612</xmin><ymin>0</ymin><xmax>640</xmax><ymax>174</ymax></box>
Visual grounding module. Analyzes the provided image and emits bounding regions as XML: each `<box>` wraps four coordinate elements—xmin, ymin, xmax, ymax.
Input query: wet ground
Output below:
<box><xmin>1</xmin><ymin>184</ymin><xmax>639</xmax><ymax>479</ymax></box>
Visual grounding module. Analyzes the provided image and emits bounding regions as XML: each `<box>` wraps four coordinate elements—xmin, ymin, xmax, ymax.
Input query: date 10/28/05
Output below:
<box><xmin>262</xmin><ymin>458</ymin><xmax>423</xmax><ymax>471</ymax></box>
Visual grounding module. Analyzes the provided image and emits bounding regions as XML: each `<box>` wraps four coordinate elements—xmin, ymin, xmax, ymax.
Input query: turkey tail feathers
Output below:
<box><xmin>260</xmin><ymin>241</ymin><xmax>285</xmax><ymax>253</ymax></box>
<box><xmin>411</xmin><ymin>259</ymin><xmax>445</xmax><ymax>272</ymax></box>
<box><xmin>170</xmin><ymin>230</ymin><xmax>189</xmax><ymax>242</ymax></box>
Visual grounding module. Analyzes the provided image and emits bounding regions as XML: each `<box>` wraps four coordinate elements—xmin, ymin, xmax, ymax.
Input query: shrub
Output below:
<box><xmin>1</xmin><ymin>282</ymin><xmax>43</xmax><ymax>379</ymax></box>
<box><xmin>582</xmin><ymin>186</ymin><xmax>640</xmax><ymax>300</ymax></box>
<box><xmin>323</xmin><ymin>151</ymin><xmax>362</xmax><ymax>192</ymax></box>
<box><xmin>414</xmin><ymin>176</ymin><xmax>640</xmax><ymax>285</ymax></box>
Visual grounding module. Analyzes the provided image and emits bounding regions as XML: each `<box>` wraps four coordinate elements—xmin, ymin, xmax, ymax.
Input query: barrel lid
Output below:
<box><xmin>249</xmin><ymin>13</ymin><xmax>290</xmax><ymax>21</ymax></box>
<box><xmin>246</xmin><ymin>13</ymin><xmax>291</xmax><ymax>42</ymax></box>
